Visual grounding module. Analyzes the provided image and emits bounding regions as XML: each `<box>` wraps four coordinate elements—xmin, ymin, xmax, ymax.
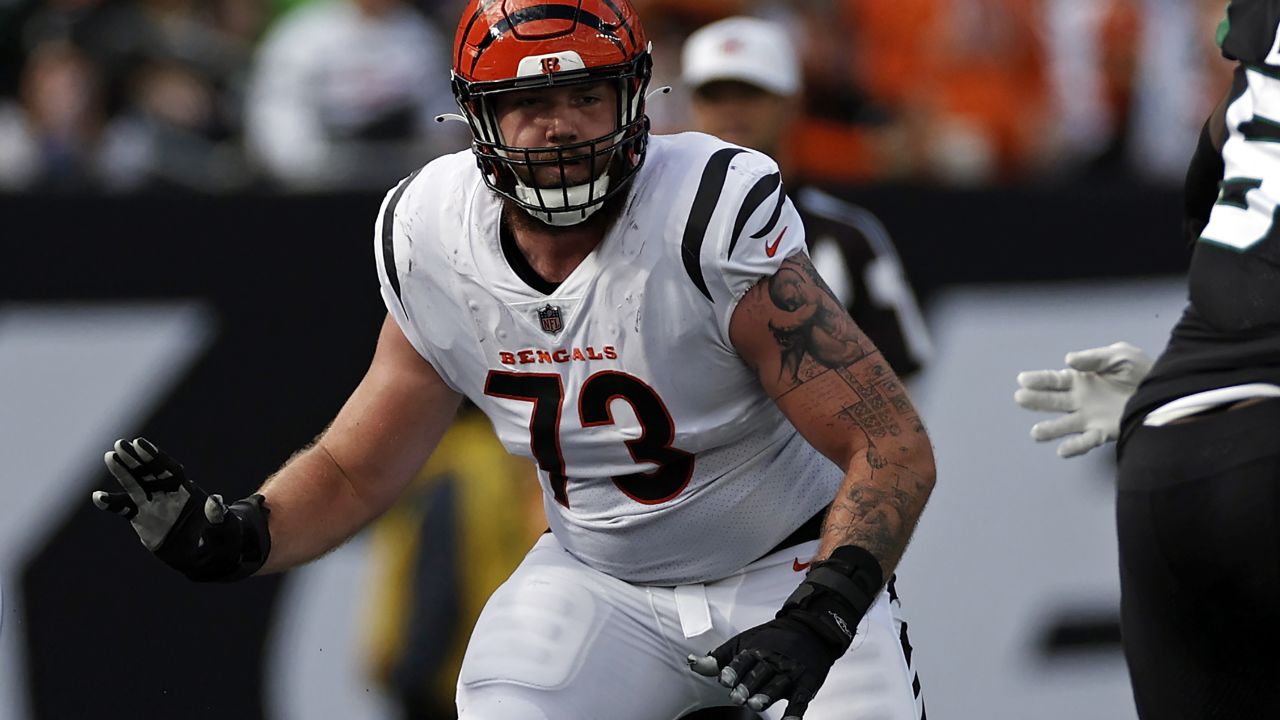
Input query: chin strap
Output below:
<box><xmin>514</xmin><ymin>173</ymin><xmax>613</xmax><ymax>226</ymax></box>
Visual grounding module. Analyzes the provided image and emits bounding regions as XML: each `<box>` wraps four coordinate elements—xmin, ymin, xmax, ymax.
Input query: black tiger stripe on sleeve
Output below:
<box><xmin>749</xmin><ymin>177</ymin><xmax>788</xmax><ymax>241</ymax></box>
<box><xmin>727</xmin><ymin>171</ymin><xmax>782</xmax><ymax>260</ymax></box>
<box><xmin>681</xmin><ymin>147</ymin><xmax>745</xmax><ymax>300</ymax></box>
<box><xmin>381</xmin><ymin>168</ymin><xmax>424</xmax><ymax>315</ymax></box>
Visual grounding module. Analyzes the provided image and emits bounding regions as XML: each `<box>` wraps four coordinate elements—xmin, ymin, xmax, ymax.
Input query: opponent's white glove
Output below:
<box><xmin>1014</xmin><ymin>342</ymin><xmax>1154</xmax><ymax>458</ymax></box>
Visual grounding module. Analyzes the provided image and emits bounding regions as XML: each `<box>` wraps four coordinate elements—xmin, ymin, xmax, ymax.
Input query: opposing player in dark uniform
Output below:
<box><xmin>681</xmin><ymin>16</ymin><xmax>930</xmax><ymax>382</ymax></box>
<box><xmin>1016</xmin><ymin>2</ymin><xmax>1280</xmax><ymax>716</ymax></box>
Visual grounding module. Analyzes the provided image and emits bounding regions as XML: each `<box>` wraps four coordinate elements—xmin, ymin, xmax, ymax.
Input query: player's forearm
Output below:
<box><xmin>816</xmin><ymin>430</ymin><xmax>935</xmax><ymax>579</ymax></box>
<box><xmin>255</xmin><ymin>441</ymin><xmax>405</xmax><ymax>574</ymax></box>
<box><xmin>249</xmin><ymin>317</ymin><xmax>461</xmax><ymax>574</ymax></box>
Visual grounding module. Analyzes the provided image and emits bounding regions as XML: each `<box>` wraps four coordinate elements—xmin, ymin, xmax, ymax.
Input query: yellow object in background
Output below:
<box><xmin>363</xmin><ymin>409</ymin><xmax>545</xmax><ymax>718</ymax></box>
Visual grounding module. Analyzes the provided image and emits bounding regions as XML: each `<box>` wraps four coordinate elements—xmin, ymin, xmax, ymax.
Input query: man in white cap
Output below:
<box><xmin>682</xmin><ymin>16</ymin><xmax>800</xmax><ymax>163</ymax></box>
<box><xmin>682</xmin><ymin>16</ymin><xmax>931</xmax><ymax>382</ymax></box>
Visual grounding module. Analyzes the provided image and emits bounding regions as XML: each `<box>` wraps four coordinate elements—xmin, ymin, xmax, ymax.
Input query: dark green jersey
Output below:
<box><xmin>1116</xmin><ymin>58</ymin><xmax>1280</xmax><ymax>440</ymax></box>
<box><xmin>1121</xmin><ymin>23</ymin><xmax>1280</xmax><ymax>443</ymax></box>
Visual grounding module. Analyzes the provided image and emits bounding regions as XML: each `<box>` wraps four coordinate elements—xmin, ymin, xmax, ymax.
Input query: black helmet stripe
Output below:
<box><xmin>470</xmin><ymin>4</ymin><xmax>625</xmax><ymax>74</ymax></box>
<box><xmin>457</xmin><ymin>0</ymin><xmax>503</xmax><ymax>71</ymax></box>
<box><xmin>597</xmin><ymin>0</ymin><xmax>637</xmax><ymax>48</ymax></box>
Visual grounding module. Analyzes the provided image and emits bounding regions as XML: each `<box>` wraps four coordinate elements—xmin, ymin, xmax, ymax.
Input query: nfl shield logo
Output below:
<box><xmin>537</xmin><ymin>304</ymin><xmax>563</xmax><ymax>335</ymax></box>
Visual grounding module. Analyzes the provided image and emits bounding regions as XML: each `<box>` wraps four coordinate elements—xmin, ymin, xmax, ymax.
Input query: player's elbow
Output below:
<box><xmin>902</xmin><ymin>430</ymin><xmax>937</xmax><ymax>499</ymax></box>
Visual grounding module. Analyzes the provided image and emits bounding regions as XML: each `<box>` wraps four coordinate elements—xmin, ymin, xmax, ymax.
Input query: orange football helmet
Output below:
<box><xmin>451</xmin><ymin>0</ymin><xmax>652</xmax><ymax>226</ymax></box>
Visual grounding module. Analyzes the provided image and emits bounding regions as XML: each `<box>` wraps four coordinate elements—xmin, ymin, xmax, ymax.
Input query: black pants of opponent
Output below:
<box><xmin>1117</xmin><ymin>398</ymin><xmax>1280</xmax><ymax>719</ymax></box>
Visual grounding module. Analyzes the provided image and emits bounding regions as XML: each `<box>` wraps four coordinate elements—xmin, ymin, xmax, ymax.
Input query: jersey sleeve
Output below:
<box><xmin>1218</xmin><ymin>0</ymin><xmax>1280</xmax><ymax>67</ymax></box>
<box><xmin>687</xmin><ymin>148</ymin><xmax>808</xmax><ymax>346</ymax></box>
<box><xmin>372</xmin><ymin>166</ymin><xmax>463</xmax><ymax>391</ymax></box>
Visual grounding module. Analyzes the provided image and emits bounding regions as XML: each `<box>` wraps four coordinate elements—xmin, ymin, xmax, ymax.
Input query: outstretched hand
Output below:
<box><xmin>93</xmin><ymin>437</ymin><xmax>269</xmax><ymax>581</ymax></box>
<box><xmin>1014</xmin><ymin>342</ymin><xmax>1153</xmax><ymax>458</ymax></box>
<box><xmin>94</xmin><ymin>438</ymin><xmax>220</xmax><ymax>549</ymax></box>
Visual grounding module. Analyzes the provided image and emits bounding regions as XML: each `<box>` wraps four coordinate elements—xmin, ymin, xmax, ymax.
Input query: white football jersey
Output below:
<box><xmin>375</xmin><ymin>132</ymin><xmax>843</xmax><ymax>585</ymax></box>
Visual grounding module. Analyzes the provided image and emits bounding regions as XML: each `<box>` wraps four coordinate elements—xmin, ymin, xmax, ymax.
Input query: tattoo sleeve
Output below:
<box><xmin>732</xmin><ymin>253</ymin><xmax>935</xmax><ymax>579</ymax></box>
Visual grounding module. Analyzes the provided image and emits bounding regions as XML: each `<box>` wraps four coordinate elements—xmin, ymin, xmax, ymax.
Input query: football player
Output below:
<box><xmin>1014</xmin><ymin>1</ymin><xmax>1280</xmax><ymax>715</ymax></box>
<box><xmin>92</xmin><ymin>2</ymin><xmax>936</xmax><ymax>718</ymax></box>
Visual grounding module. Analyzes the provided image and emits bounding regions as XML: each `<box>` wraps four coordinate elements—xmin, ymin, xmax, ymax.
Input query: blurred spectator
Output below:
<box><xmin>682</xmin><ymin>15</ymin><xmax>800</xmax><ymax>159</ymax></box>
<box><xmin>786</xmin><ymin>0</ymin><xmax>904</xmax><ymax>183</ymax></box>
<box><xmin>1040</xmin><ymin>0</ymin><xmax>1138</xmax><ymax>175</ymax></box>
<box><xmin>644</xmin><ymin>0</ymin><xmax>901</xmax><ymax>183</ymax></box>
<box><xmin>0</xmin><ymin>0</ymin><xmax>1234</xmax><ymax>194</ymax></box>
<box><xmin>817</xmin><ymin>0</ymin><xmax>1049</xmax><ymax>184</ymax></box>
<box><xmin>96</xmin><ymin>54</ymin><xmax>255</xmax><ymax>191</ymax></box>
<box><xmin>8</xmin><ymin>0</ymin><xmax>262</xmax><ymax>191</ymax></box>
<box><xmin>631</xmin><ymin>0</ymin><xmax>748</xmax><ymax>134</ymax></box>
<box><xmin>9</xmin><ymin>0</ymin><xmax>259</xmax><ymax>87</ymax></box>
<box><xmin>244</xmin><ymin>0</ymin><xmax>462</xmax><ymax>191</ymax></box>
<box><xmin>1040</xmin><ymin>0</ymin><xmax>1229</xmax><ymax>183</ymax></box>
<box><xmin>664</xmin><ymin>0</ymin><xmax>1054</xmax><ymax>185</ymax></box>
<box><xmin>0</xmin><ymin>40</ymin><xmax>106</xmax><ymax>190</ymax></box>
<box><xmin>66</xmin><ymin>0</ymin><xmax>259</xmax><ymax>114</ymax></box>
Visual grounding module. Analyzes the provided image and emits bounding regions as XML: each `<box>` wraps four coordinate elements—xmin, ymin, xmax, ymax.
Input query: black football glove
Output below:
<box><xmin>687</xmin><ymin>546</ymin><xmax>884</xmax><ymax>719</ymax></box>
<box><xmin>92</xmin><ymin>437</ymin><xmax>270</xmax><ymax>582</ymax></box>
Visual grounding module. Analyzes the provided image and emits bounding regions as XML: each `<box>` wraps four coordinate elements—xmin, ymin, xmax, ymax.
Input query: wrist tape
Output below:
<box><xmin>160</xmin><ymin>493</ymin><xmax>272</xmax><ymax>582</ymax></box>
<box><xmin>218</xmin><ymin>494</ymin><xmax>272</xmax><ymax>582</ymax></box>
<box><xmin>779</xmin><ymin>545</ymin><xmax>884</xmax><ymax>651</ymax></box>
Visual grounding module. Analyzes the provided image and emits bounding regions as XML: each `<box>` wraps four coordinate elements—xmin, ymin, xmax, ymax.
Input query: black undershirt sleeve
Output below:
<box><xmin>1183</xmin><ymin>118</ymin><xmax>1226</xmax><ymax>247</ymax></box>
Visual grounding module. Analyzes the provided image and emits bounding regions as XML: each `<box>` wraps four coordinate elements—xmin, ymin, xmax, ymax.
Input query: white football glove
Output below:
<box><xmin>1014</xmin><ymin>342</ymin><xmax>1154</xmax><ymax>458</ymax></box>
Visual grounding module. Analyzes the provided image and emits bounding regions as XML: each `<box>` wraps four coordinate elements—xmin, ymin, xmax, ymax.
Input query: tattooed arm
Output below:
<box><xmin>729</xmin><ymin>252</ymin><xmax>936</xmax><ymax>577</ymax></box>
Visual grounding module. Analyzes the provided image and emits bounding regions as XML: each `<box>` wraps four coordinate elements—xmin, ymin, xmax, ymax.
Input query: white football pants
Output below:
<box><xmin>456</xmin><ymin>533</ymin><xmax>925</xmax><ymax>719</ymax></box>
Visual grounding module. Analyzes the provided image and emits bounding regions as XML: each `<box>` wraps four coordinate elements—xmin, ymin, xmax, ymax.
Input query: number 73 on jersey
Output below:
<box><xmin>484</xmin><ymin>369</ymin><xmax>694</xmax><ymax>508</ymax></box>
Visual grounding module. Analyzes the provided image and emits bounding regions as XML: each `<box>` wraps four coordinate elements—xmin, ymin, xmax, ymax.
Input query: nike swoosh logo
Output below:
<box><xmin>765</xmin><ymin>227</ymin><xmax>788</xmax><ymax>258</ymax></box>
<box><xmin>792</xmin><ymin>557</ymin><xmax>811</xmax><ymax>572</ymax></box>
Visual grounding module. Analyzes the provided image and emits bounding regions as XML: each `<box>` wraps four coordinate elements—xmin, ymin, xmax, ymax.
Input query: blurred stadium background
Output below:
<box><xmin>0</xmin><ymin>0</ymin><xmax>1232</xmax><ymax>718</ymax></box>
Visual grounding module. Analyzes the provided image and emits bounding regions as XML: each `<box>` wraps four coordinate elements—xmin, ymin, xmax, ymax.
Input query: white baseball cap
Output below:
<box><xmin>681</xmin><ymin>16</ymin><xmax>800</xmax><ymax>96</ymax></box>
